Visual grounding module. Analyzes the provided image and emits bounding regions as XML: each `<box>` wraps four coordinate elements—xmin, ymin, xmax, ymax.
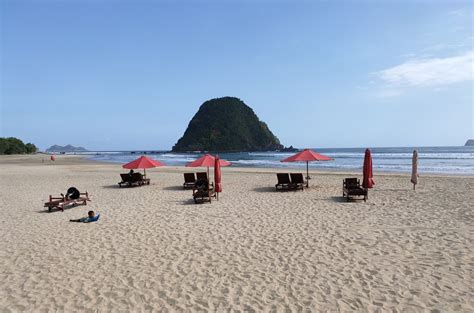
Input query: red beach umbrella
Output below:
<box><xmin>122</xmin><ymin>155</ymin><xmax>165</xmax><ymax>177</ymax></box>
<box><xmin>214</xmin><ymin>155</ymin><xmax>223</xmax><ymax>200</ymax></box>
<box><xmin>186</xmin><ymin>154</ymin><xmax>231</xmax><ymax>177</ymax></box>
<box><xmin>362</xmin><ymin>149</ymin><xmax>375</xmax><ymax>189</ymax></box>
<box><xmin>281</xmin><ymin>149</ymin><xmax>333</xmax><ymax>187</ymax></box>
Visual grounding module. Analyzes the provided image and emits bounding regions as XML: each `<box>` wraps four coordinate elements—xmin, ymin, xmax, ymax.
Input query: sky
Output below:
<box><xmin>1</xmin><ymin>0</ymin><xmax>473</xmax><ymax>151</ymax></box>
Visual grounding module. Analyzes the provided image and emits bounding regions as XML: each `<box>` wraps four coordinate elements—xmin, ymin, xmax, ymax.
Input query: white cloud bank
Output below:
<box><xmin>377</xmin><ymin>51</ymin><xmax>474</xmax><ymax>87</ymax></box>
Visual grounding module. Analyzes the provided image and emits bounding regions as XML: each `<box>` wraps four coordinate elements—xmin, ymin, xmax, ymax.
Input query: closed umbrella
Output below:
<box><xmin>411</xmin><ymin>149</ymin><xmax>418</xmax><ymax>190</ymax></box>
<box><xmin>281</xmin><ymin>149</ymin><xmax>333</xmax><ymax>187</ymax></box>
<box><xmin>214</xmin><ymin>155</ymin><xmax>222</xmax><ymax>200</ymax></box>
<box><xmin>122</xmin><ymin>155</ymin><xmax>165</xmax><ymax>177</ymax></box>
<box><xmin>362</xmin><ymin>149</ymin><xmax>375</xmax><ymax>189</ymax></box>
<box><xmin>186</xmin><ymin>154</ymin><xmax>231</xmax><ymax>177</ymax></box>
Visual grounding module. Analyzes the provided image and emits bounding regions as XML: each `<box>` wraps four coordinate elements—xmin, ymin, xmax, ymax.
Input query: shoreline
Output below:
<box><xmin>1</xmin><ymin>153</ymin><xmax>471</xmax><ymax>178</ymax></box>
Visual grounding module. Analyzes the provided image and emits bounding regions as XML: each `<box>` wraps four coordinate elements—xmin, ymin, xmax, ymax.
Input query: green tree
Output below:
<box><xmin>25</xmin><ymin>143</ymin><xmax>38</xmax><ymax>153</ymax></box>
<box><xmin>0</xmin><ymin>138</ymin><xmax>8</xmax><ymax>154</ymax></box>
<box><xmin>0</xmin><ymin>137</ymin><xmax>38</xmax><ymax>154</ymax></box>
<box><xmin>5</xmin><ymin>137</ymin><xmax>26</xmax><ymax>154</ymax></box>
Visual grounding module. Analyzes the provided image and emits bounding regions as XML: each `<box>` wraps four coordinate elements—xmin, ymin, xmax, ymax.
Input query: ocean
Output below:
<box><xmin>83</xmin><ymin>146</ymin><xmax>474</xmax><ymax>175</ymax></box>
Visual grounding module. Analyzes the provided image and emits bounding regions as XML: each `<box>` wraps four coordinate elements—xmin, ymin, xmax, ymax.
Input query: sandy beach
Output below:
<box><xmin>0</xmin><ymin>154</ymin><xmax>473</xmax><ymax>311</ymax></box>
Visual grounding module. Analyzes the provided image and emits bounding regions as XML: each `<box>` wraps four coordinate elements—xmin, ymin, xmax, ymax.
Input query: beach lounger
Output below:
<box><xmin>118</xmin><ymin>173</ymin><xmax>150</xmax><ymax>187</ymax></box>
<box><xmin>44</xmin><ymin>190</ymin><xmax>91</xmax><ymax>212</ymax></box>
<box><xmin>193</xmin><ymin>179</ymin><xmax>215</xmax><ymax>203</ymax></box>
<box><xmin>343</xmin><ymin>178</ymin><xmax>367</xmax><ymax>202</ymax></box>
<box><xmin>183</xmin><ymin>173</ymin><xmax>196</xmax><ymax>189</ymax></box>
<box><xmin>275</xmin><ymin>173</ymin><xmax>292</xmax><ymax>191</ymax></box>
<box><xmin>290</xmin><ymin>173</ymin><xmax>305</xmax><ymax>191</ymax></box>
<box><xmin>196</xmin><ymin>172</ymin><xmax>208</xmax><ymax>182</ymax></box>
<box><xmin>118</xmin><ymin>173</ymin><xmax>131</xmax><ymax>187</ymax></box>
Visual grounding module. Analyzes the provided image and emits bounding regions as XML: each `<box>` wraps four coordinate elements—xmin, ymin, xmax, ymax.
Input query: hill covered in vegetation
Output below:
<box><xmin>46</xmin><ymin>145</ymin><xmax>88</xmax><ymax>153</ymax></box>
<box><xmin>0</xmin><ymin>137</ymin><xmax>37</xmax><ymax>155</ymax></box>
<box><xmin>172</xmin><ymin>97</ymin><xmax>283</xmax><ymax>152</ymax></box>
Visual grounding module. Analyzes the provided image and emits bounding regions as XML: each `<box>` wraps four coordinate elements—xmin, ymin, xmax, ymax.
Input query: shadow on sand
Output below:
<box><xmin>102</xmin><ymin>184</ymin><xmax>150</xmax><ymax>189</ymax></box>
<box><xmin>252</xmin><ymin>186</ymin><xmax>277</xmax><ymax>193</ymax></box>
<box><xmin>102</xmin><ymin>184</ymin><xmax>121</xmax><ymax>189</ymax></box>
<box><xmin>181</xmin><ymin>199</ymin><xmax>201</xmax><ymax>205</ymax></box>
<box><xmin>162</xmin><ymin>185</ymin><xmax>189</xmax><ymax>191</ymax></box>
<box><xmin>329</xmin><ymin>196</ymin><xmax>349</xmax><ymax>203</ymax></box>
<box><xmin>37</xmin><ymin>203</ymin><xmax>88</xmax><ymax>213</ymax></box>
<box><xmin>328</xmin><ymin>196</ymin><xmax>368</xmax><ymax>203</ymax></box>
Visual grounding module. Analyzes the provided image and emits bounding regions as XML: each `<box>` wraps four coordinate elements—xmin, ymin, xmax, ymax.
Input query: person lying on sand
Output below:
<box><xmin>69</xmin><ymin>211</ymin><xmax>99</xmax><ymax>223</ymax></box>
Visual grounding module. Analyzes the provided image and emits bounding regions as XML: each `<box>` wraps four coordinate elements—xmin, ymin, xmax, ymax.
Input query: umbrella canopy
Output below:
<box><xmin>411</xmin><ymin>149</ymin><xmax>418</xmax><ymax>190</ymax></box>
<box><xmin>214</xmin><ymin>155</ymin><xmax>222</xmax><ymax>199</ymax></box>
<box><xmin>362</xmin><ymin>149</ymin><xmax>375</xmax><ymax>189</ymax></box>
<box><xmin>281</xmin><ymin>149</ymin><xmax>333</xmax><ymax>162</ymax></box>
<box><xmin>122</xmin><ymin>155</ymin><xmax>165</xmax><ymax>176</ymax></box>
<box><xmin>186</xmin><ymin>154</ymin><xmax>231</xmax><ymax>167</ymax></box>
<box><xmin>281</xmin><ymin>149</ymin><xmax>333</xmax><ymax>187</ymax></box>
<box><xmin>186</xmin><ymin>154</ymin><xmax>231</xmax><ymax>177</ymax></box>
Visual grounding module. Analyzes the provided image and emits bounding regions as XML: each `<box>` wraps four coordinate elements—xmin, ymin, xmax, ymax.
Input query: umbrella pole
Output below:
<box><xmin>306</xmin><ymin>161</ymin><xmax>309</xmax><ymax>188</ymax></box>
<box><xmin>144</xmin><ymin>168</ymin><xmax>146</xmax><ymax>178</ymax></box>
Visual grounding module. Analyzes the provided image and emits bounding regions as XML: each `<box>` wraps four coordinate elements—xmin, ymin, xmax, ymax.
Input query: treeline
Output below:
<box><xmin>0</xmin><ymin>137</ymin><xmax>38</xmax><ymax>155</ymax></box>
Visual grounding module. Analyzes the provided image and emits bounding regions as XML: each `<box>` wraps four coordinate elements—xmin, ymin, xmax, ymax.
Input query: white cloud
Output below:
<box><xmin>376</xmin><ymin>51</ymin><xmax>474</xmax><ymax>87</ymax></box>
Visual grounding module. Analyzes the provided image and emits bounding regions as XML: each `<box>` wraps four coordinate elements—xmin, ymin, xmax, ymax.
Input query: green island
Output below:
<box><xmin>172</xmin><ymin>97</ymin><xmax>284</xmax><ymax>152</ymax></box>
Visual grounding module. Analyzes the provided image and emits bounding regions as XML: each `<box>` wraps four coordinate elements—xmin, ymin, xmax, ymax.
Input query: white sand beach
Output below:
<box><xmin>0</xmin><ymin>155</ymin><xmax>473</xmax><ymax>311</ymax></box>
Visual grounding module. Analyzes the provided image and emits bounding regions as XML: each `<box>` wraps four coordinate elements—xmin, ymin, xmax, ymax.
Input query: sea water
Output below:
<box><xmin>86</xmin><ymin>146</ymin><xmax>474</xmax><ymax>175</ymax></box>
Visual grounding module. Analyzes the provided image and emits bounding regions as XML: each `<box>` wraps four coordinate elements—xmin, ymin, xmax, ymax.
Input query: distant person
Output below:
<box><xmin>69</xmin><ymin>211</ymin><xmax>99</xmax><ymax>223</ymax></box>
<box><xmin>128</xmin><ymin>169</ymin><xmax>134</xmax><ymax>178</ymax></box>
<box><xmin>50</xmin><ymin>155</ymin><xmax>55</xmax><ymax>161</ymax></box>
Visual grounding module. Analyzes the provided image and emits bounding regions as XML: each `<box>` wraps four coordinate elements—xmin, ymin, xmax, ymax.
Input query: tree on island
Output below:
<box><xmin>0</xmin><ymin>137</ymin><xmax>38</xmax><ymax>155</ymax></box>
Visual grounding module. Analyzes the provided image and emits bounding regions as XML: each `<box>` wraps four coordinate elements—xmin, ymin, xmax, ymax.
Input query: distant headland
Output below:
<box><xmin>172</xmin><ymin>97</ymin><xmax>293</xmax><ymax>152</ymax></box>
<box><xmin>465</xmin><ymin>139</ymin><xmax>474</xmax><ymax>146</ymax></box>
<box><xmin>46</xmin><ymin>144</ymin><xmax>88</xmax><ymax>153</ymax></box>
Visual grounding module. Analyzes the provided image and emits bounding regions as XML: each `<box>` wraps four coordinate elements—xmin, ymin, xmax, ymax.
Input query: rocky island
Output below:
<box><xmin>172</xmin><ymin>97</ymin><xmax>284</xmax><ymax>152</ymax></box>
<box><xmin>465</xmin><ymin>139</ymin><xmax>474</xmax><ymax>146</ymax></box>
<box><xmin>46</xmin><ymin>144</ymin><xmax>88</xmax><ymax>153</ymax></box>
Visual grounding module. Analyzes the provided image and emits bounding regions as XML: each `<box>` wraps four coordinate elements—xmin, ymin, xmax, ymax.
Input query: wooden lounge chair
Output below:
<box><xmin>118</xmin><ymin>173</ymin><xmax>131</xmax><ymax>187</ymax></box>
<box><xmin>133</xmin><ymin>172</ymin><xmax>150</xmax><ymax>186</ymax></box>
<box><xmin>275</xmin><ymin>173</ymin><xmax>292</xmax><ymax>191</ymax></box>
<box><xmin>196</xmin><ymin>172</ymin><xmax>208</xmax><ymax>182</ymax></box>
<box><xmin>193</xmin><ymin>179</ymin><xmax>215</xmax><ymax>203</ymax></box>
<box><xmin>343</xmin><ymin>178</ymin><xmax>367</xmax><ymax>202</ymax></box>
<box><xmin>44</xmin><ymin>190</ymin><xmax>91</xmax><ymax>212</ymax></box>
<box><xmin>183</xmin><ymin>173</ymin><xmax>196</xmax><ymax>189</ymax></box>
<box><xmin>290</xmin><ymin>173</ymin><xmax>305</xmax><ymax>191</ymax></box>
<box><xmin>118</xmin><ymin>173</ymin><xmax>150</xmax><ymax>187</ymax></box>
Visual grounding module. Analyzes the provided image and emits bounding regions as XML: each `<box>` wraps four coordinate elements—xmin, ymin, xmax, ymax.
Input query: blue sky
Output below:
<box><xmin>1</xmin><ymin>0</ymin><xmax>473</xmax><ymax>151</ymax></box>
